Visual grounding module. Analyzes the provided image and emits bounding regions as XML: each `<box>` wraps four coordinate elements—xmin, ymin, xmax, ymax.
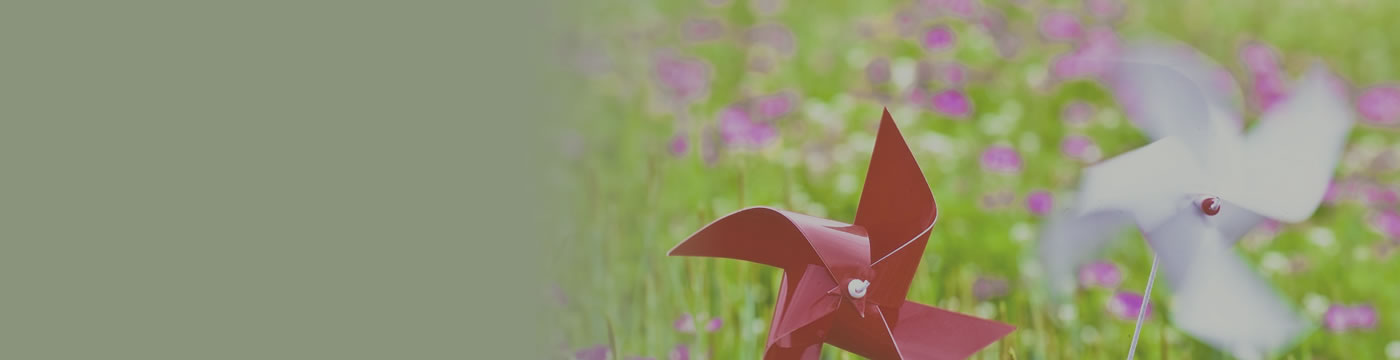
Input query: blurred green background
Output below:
<box><xmin>547</xmin><ymin>0</ymin><xmax>1400</xmax><ymax>358</ymax></box>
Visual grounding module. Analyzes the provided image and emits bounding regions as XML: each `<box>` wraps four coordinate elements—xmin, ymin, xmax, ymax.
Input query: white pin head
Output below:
<box><xmin>847</xmin><ymin>279</ymin><xmax>870</xmax><ymax>299</ymax></box>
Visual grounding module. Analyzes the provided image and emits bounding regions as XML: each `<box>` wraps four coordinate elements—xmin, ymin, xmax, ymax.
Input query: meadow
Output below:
<box><xmin>547</xmin><ymin>0</ymin><xmax>1400</xmax><ymax>358</ymax></box>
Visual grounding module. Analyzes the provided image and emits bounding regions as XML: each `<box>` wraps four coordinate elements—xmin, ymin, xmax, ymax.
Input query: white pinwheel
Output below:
<box><xmin>1039</xmin><ymin>39</ymin><xmax>1355</xmax><ymax>359</ymax></box>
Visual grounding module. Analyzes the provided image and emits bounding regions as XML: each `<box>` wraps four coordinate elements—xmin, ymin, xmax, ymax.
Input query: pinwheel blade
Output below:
<box><xmin>884</xmin><ymin>301</ymin><xmax>1015</xmax><ymax>360</ymax></box>
<box><xmin>1038</xmin><ymin>210</ymin><xmax>1134</xmax><ymax>298</ymax></box>
<box><xmin>670</xmin><ymin>207</ymin><xmax>853</xmax><ymax>274</ymax></box>
<box><xmin>1075</xmin><ymin>137</ymin><xmax>1212</xmax><ymax>231</ymax></box>
<box><xmin>1107</xmin><ymin>40</ymin><xmax>1245</xmax><ymax>156</ymax></box>
<box><xmin>1230</xmin><ymin>63</ymin><xmax>1355</xmax><ymax>222</ymax></box>
<box><xmin>854</xmin><ymin>109</ymin><xmax>939</xmax><ymax>310</ymax></box>
<box><xmin>856</xmin><ymin>108</ymin><xmax>937</xmax><ymax>264</ymax></box>
<box><xmin>1145</xmin><ymin>211</ymin><xmax>1310</xmax><ymax>356</ymax></box>
<box><xmin>768</xmin><ymin>264</ymin><xmax>842</xmax><ymax>348</ymax></box>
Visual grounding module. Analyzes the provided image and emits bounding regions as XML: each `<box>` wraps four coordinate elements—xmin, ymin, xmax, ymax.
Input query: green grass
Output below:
<box><xmin>549</xmin><ymin>0</ymin><xmax>1400</xmax><ymax>358</ymax></box>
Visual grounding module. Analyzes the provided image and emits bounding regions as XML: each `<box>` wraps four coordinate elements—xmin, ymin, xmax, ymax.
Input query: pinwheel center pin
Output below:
<box><xmin>1196</xmin><ymin>195</ymin><xmax>1222</xmax><ymax>216</ymax></box>
<box><xmin>847</xmin><ymin>279</ymin><xmax>870</xmax><ymax>299</ymax></box>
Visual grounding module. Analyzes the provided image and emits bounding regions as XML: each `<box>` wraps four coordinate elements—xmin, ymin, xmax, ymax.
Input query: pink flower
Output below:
<box><xmin>1239</xmin><ymin>42</ymin><xmax>1282</xmax><ymax>75</ymax></box>
<box><xmin>1106</xmin><ymin>292</ymin><xmax>1151</xmax><ymax>320</ymax></box>
<box><xmin>1078</xmin><ymin>261</ymin><xmax>1123</xmax><ymax>289</ymax></box>
<box><xmin>1252</xmin><ymin>72</ymin><xmax>1290</xmax><ymax>113</ymax></box>
<box><xmin>1039</xmin><ymin>11</ymin><xmax>1083</xmax><ymax>41</ymax></box>
<box><xmin>750</xmin><ymin>0</ymin><xmax>785</xmax><ymax>16</ymax></box>
<box><xmin>1085</xmin><ymin>0</ymin><xmax>1123</xmax><ymax>20</ymax></box>
<box><xmin>674</xmin><ymin>313</ymin><xmax>697</xmax><ymax>333</ymax></box>
<box><xmin>980</xmin><ymin>145</ymin><xmax>1022</xmax><ymax>173</ymax></box>
<box><xmin>937</xmin><ymin>62</ymin><xmax>968</xmax><ymax>86</ymax></box>
<box><xmin>1363</xmin><ymin>184</ymin><xmax>1400</xmax><ymax>207</ymax></box>
<box><xmin>930</xmin><ymin>89</ymin><xmax>972</xmax><ymax>117</ymax></box>
<box><xmin>705</xmin><ymin>317</ymin><xmax>723</xmax><ymax>332</ymax></box>
<box><xmin>1026</xmin><ymin>190</ymin><xmax>1054</xmax><ymax>216</ymax></box>
<box><xmin>1062</xmin><ymin>101</ymin><xmax>1095</xmax><ymax>127</ymax></box>
<box><xmin>1060</xmin><ymin>135</ymin><xmax>1102</xmax><ymax>163</ymax></box>
<box><xmin>669</xmin><ymin>133</ymin><xmax>689</xmax><ymax>156</ymax></box>
<box><xmin>937</xmin><ymin>0</ymin><xmax>978</xmax><ymax>18</ymax></box>
<box><xmin>682</xmin><ymin>18</ymin><xmax>725</xmax><ymax>43</ymax></box>
<box><xmin>1324</xmin><ymin>304</ymin><xmax>1378</xmax><ymax>332</ymax></box>
<box><xmin>748</xmin><ymin>23</ymin><xmax>796</xmax><ymax>57</ymax></box>
<box><xmin>1370</xmin><ymin>210</ymin><xmax>1400</xmax><ymax>238</ymax></box>
<box><xmin>575</xmin><ymin>345</ymin><xmax>610</xmax><ymax>360</ymax></box>
<box><xmin>1359</xmin><ymin>86</ymin><xmax>1400</xmax><ymax>125</ymax></box>
<box><xmin>923</xmin><ymin>25</ymin><xmax>956</xmax><ymax>51</ymax></box>
<box><xmin>867</xmin><ymin>57</ymin><xmax>891</xmax><ymax>85</ymax></box>
<box><xmin>755</xmin><ymin>92</ymin><xmax>797</xmax><ymax>120</ymax></box>
<box><xmin>653</xmin><ymin>51</ymin><xmax>712</xmax><ymax>104</ymax></box>
<box><xmin>718</xmin><ymin>106</ymin><xmax>777</xmax><ymax>148</ymax></box>
<box><xmin>973</xmin><ymin>276</ymin><xmax>1011</xmax><ymax>300</ymax></box>
<box><xmin>669</xmin><ymin>344</ymin><xmax>690</xmax><ymax>360</ymax></box>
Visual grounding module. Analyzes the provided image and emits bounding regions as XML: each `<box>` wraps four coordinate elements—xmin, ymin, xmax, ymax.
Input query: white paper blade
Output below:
<box><xmin>1107</xmin><ymin>41</ymin><xmax>1245</xmax><ymax>160</ymax></box>
<box><xmin>1038</xmin><ymin>210</ymin><xmax>1134</xmax><ymax>299</ymax></box>
<box><xmin>1229</xmin><ymin>63</ymin><xmax>1355</xmax><ymax>222</ymax></box>
<box><xmin>1076</xmin><ymin>137</ymin><xmax>1212</xmax><ymax>231</ymax></box>
<box><xmin>1145</xmin><ymin>211</ymin><xmax>1310</xmax><ymax>357</ymax></box>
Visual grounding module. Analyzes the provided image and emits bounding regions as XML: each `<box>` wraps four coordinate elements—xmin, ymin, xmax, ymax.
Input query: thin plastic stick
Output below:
<box><xmin>1126</xmin><ymin>255</ymin><xmax>1159</xmax><ymax>360</ymax></box>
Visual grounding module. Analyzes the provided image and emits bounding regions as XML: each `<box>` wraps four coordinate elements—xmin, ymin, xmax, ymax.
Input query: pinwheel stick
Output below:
<box><xmin>1126</xmin><ymin>255</ymin><xmax>1160</xmax><ymax>360</ymax></box>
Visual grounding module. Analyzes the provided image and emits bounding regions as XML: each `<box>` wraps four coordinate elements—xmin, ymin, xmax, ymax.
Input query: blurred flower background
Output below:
<box><xmin>547</xmin><ymin>0</ymin><xmax>1400</xmax><ymax>358</ymax></box>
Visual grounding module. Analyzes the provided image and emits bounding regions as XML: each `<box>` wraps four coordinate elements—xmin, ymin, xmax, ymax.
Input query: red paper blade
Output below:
<box><xmin>854</xmin><ymin>109</ymin><xmax>937</xmax><ymax>263</ymax></box>
<box><xmin>764</xmin><ymin>271</ymin><xmax>829</xmax><ymax>360</ymax></box>
<box><xmin>669</xmin><ymin>207</ymin><xmax>825</xmax><ymax>272</ymax></box>
<box><xmin>852</xmin><ymin>109</ymin><xmax>938</xmax><ymax>310</ymax></box>
<box><xmin>824</xmin><ymin>305</ymin><xmax>903</xmax><ymax>360</ymax></box>
<box><xmin>766</xmin><ymin>264</ymin><xmax>842</xmax><ymax>354</ymax></box>
<box><xmin>885</xmin><ymin>301</ymin><xmax>1015</xmax><ymax>360</ymax></box>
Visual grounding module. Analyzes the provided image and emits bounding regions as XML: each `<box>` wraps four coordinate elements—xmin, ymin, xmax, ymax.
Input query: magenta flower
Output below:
<box><xmin>750</xmin><ymin>0</ymin><xmax>785</xmax><ymax>16</ymax></box>
<box><xmin>1363</xmin><ymin>184</ymin><xmax>1400</xmax><ymax>208</ymax></box>
<box><xmin>980</xmin><ymin>145</ymin><xmax>1022</xmax><ymax>173</ymax></box>
<box><xmin>1078</xmin><ymin>261</ymin><xmax>1123</xmax><ymax>289</ymax></box>
<box><xmin>973</xmin><ymin>276</ymin><xmax>1011</xmax><ymax>300</ymax></box>
<box><xmin>1324</xmin><ymin>304</ymin><xmax>1378</xmax><ymax>332</ymax></box>
<box><xmin>1039</xmin><ymin>11</ymin><xmax>1083</xmax><ymax>41</ymax></box>
<box><xmin>867</xmin><ymin>57</ymin><xmax>891</xmax><ymax>85</ymax></box>
<box><xmin>1252</xmin><ymin>72</ymin><xmax>1290</xmax><ymax>112</ymax></box>
<box><xmin>933</xmin><ymin>0</ymin><xmax>978</xmax><ymax>18</ymax></box>
<box><xmin>674</xmin><ymin>313</ymin><xmax>697</xmax><ymax>333</ymax></box>
<box><xmin>1370</xmin><ymin>210</ymin><xmax>1400</xmax><ymax>238</ymax></box>
<box><xmin>718</xmin><ymin>106</ymin><xmax>777</xmax><ymax>148</ymax></box>
<box><xmin>1085</xmin><ymin>0</ymin><xmax>1123</xmax><ymax>20</ymax></box>
<box><xmin>682</xmin><ymin>18</ymin><xmax>725</xmax><ymax>43</ymax></box>
<box><xmin>755</xmin><ymin>92</ymin><xmax>797</xmax><ymax>120</ymax></box>
<box><xmin>1240</xmin><ymin>42</ymin><xmax>1282</xmax><ymax>75</ymax></box>
<box><xmin>1026</xmin><ymin>190</ymin><xmax>1054</xmax><ymax>216</ymax></box>
<box><xmin>930</xmin><ymin>89</ymin><xmax>972</xmax><ymax>117</ymax></box>
<box><xmin>748</xmin><ymin>23</ymin><xmax>796</xmax><ymax>57</ymax></box>
<box><xmin>652</xmin><ymin>51</ymin><xmax>712</xmax><ymax>104</ymax></box>
<box><xmin>575</xmin><ymin>345</ymin><xmax>610</xmax><ymax>360</ymax></box>
<box><xmin>669</xmin><ymin>344</ymin><xmax>690</xmax><ymax>360</ymax></box>
<box><xmin>923</xmin><ymin>25</ymin><xmax>956</xmax><ymax>51</ymax></box>
<box><xmin>1106</xmin><ymin>292</ymin><xmax>1151</xmax><ymax>320</ymax></box>
<box><xmin>1062</xmin><ymin>101</ymin><xmax>1095</xmax><ymax>127</ymax></box>
<box><xmin>1060</xmin><ymin>135</ymin><xmax>1102</xmax><ymax>163</ymax></box>
<box><xmin>705</xmin><ymin>317</ymin><xmax>723</xmax><ymax>332</ymax></box>
<box><xmin>980</xmin><ymin>190</ymin><xmax>1016</xmax><ymax>210</ymax></box>
<box><xmin>669</xmin><ymin>133</ymin><xmax>689</xmax><ymax>156</ymax></box>
<box><xmin>1359</xmin><ymin>86</ymin><xmax>1400</xmax><ymax>125</ymax></box>
<box><xmin>937</xmin><ymin>62</ymin><xmax>968</xmax><ymax>86</ymax></box>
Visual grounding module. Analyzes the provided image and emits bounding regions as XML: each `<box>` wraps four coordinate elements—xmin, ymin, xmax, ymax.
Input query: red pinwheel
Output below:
<box><xmin>669</xmin><ymin>109</ymin><xmax>1015</xmax><ymax>359</ymax></box>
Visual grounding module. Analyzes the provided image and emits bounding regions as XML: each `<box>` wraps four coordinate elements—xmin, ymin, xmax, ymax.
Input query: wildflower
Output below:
<box><xmin>1039</xmin><ymin>11</ymin><xmax>1083</xmax><ymax>41</ymax></box>
<box><xmin>1106</xmin><ymin>292</ymin><xmax>1151</xmax><ymax>320</ymax></box>
<box><xmin>930</xmin><ymin>89</ymin><xmax>972</xmax><ymax>117</ymax></box>
<box><xmin>1078</xmin><ymin>261</ymin><xmax>1123</xmax><ymax>289</ymax></box>
<box><xmin>923</xmin><ymin>25</ymin><xmax>956</xmax><ymax>51</ymax></box>
<box><xmin>1026</xmin><ymin>191</ymin><xmax>1054</xmax><ymax>216</ymax></box>
<box><xmin>1359</xmin><ymin>86</ymin><xmax>1400</xmax><ymax>125</ymax></box>
<box><xmin>980</xmin><ymin>145</ymin><xmax>1022</xmax><ymax>173</ymax></box>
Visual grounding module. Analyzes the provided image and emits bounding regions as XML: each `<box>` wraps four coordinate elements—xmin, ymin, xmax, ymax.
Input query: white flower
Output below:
<box><xmin>1025</xmin><ymin>63</ymin><xmax>1048</xmax><ymax>88</ymax></box>
<box><xmin>917</xmin><ymin>132</ymin><xmax>956</xmax><ymax>157</ymax></box>
<box><xmin>845</xmin><ymin>47</ymin><xmax>870</xmax><ymax>69</ymax></box>
<box><xmin>835</xmin><ymin>172</ymin><xmax>859</xmax><ymax>195</ymax></box>
<box><xmin>1302</xmin><ymin>293</ymin><xmax>1329</xmax><ymax>317</ymax></box>
<box><xmin>891</xmin><ymin>58</ymin><xmax>917</xmax><ymax>90</ymax></box>
<box><xmin>1011</xmin><ymin>222</ymin><xmax>1035</xmax><ymax>243</ymax></box>
<box><xmin>1259</xmin><ymin>252</ymin><xmax>1288</xmax><ymax>275</ymax></box>
<box><xmin>1354</xmin><ymin>246</ymin><xmax>1373</xmax><ymax>261</ymax></box>
<box><xmin>1057</xmin><ymin>304</ymin><xmax>1078</xmax><ymax>323</ymax></box>
<box><xmin>1386</xmin><ymin>340</ymin><xmax>1400</xmax><ymax>359</ymax></box>
<box><xmin>1307</xmin><ymin>227</ymin><xmax>1336</xmax><ymax>251</ymax></box>
<box><xmin>976</xmin><ymin>302</ymin><xmax>997</xmax><ymax>319</ymax></box>
<box><xmin>1081</xmin><ymin>326</ymin><xmax>1101</xmax><ymax>344</ymax></box>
